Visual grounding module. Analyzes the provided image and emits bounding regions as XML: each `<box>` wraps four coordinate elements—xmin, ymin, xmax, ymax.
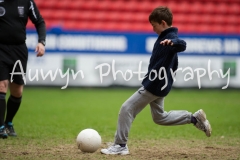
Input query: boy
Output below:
<box><xmin>101</xmin><ymin>6</ymin><xmax>212</xmax><ymax>155</ymax></box>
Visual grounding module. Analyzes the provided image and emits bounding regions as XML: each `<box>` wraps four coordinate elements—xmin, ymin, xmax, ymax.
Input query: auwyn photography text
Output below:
<box><xmin>10</xmin><ymin>59</ymin><xmax>230</xmax><ymax>89</ymax></box>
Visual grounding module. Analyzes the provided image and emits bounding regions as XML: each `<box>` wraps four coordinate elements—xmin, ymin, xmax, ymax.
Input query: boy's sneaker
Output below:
<box><xmin>0</xmin><ymin>126</ymin><xmax>8</xmax><ymax>139</ymax></box>
<box><xmin>101</xmin><ymin>144</ymin><xmax>129</xmax><ymax>155</ymax></box>
<box><xmin>5</xmin><ymin>122</ymin><xmax>17</xmax><ymax>137</ymax></box>
<box><xmin>193</xmin><ymin>109</ymin><xmax>212</xmax><ymax>137</ymax></box>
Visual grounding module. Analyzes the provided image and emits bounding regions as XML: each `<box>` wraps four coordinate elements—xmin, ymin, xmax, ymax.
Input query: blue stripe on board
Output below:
<box><xmin>27</xmin><ymin>30</ymin><xmax>240</xmax><ymax>56</ymax></box>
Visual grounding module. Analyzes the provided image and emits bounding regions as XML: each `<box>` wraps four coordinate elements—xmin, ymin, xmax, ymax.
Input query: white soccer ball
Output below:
<box><xmin>76</xmin><ymin>128</ymin><xmax>101</xmax><ymax>153</ymax></box>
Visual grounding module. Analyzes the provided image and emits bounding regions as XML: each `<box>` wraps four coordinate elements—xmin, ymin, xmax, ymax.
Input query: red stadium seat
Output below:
<box><xmin>131</xmin><ymin>23</ymin><xmax>144</xmax><ymax>32</ymax></box>
<box><xmin>224</xmin><ymin>25</ymin><xmax>240</xmax><ymax>34</ymax></box>
<box><xmin>173</xmin><ymin>14</ymin><xmax>186</xmax><ymax>24</ymax></box>
<box><xmin>90</xmin><ymin>11</ymin><xmax>106</xmax><ymax>21</ymax></box>
<box><xmin>62</xmin><ymin>20</ymin><xmax>89</xmax><ymax>31</ymax></box>
<box><xmin>117</xmin><ymin>22</ymin><xmax>132</xmax><ymax>31</ymax></box>
<box><xmin>80</xmin><ymin>1</ymin><xmax>96</xmax><ymax>10</ymax></box>
<box><xmin>135</xmin><ymin>1</ymin><xmax>155</xmax><ymax>12</ymax></box>
<box><xmin>185</xmin><ymin>24</ymin><xmax>200</xmax><ymax>33</ymax></box>
<box><xmin>34</xmin><ymin>0</ymin><xmax>42</xmax><ymax>8</ymax></box>
<box><xmin>175</xmin><ymin>23</ymin><xmax>188</xmax><ymax>33</ymax></box>
<box><xmin>142</xmin><ymin>24</ymin><xmax>153</xmax><ymax>33</ymax></box>
<box><xmin>78</xmin><ymin>10</ymin><xmax>88</xmax><ymax>21</ymax></box>
<box><xmin>62</xmin><ymin>20</ymin><xmax>77</xmax><ymax>30</ymax></box>
<box><xmin>63</xmin><ymin>10</ymin><xmax>80</xmax><ymax>20</ymax></box>
<box><xmin>51</xmin><ymin>10</ymin><xmax>65</xmax><ymax>20</ymax></box>
<box><xmin>118</xmin><ymin>12</ymin><xmax>135</xmax><ymax>22</ymax></box>
<box><xmin>201</xmin><ymin>2</ymin><xmax>216</xmax><ymax>14</ymax></box>
<box><xmin>107</xmin><ymin>1</ymin><xmax>126</xmax><ymax>11</ymax></box>
<box><xmin>228</xmin><ymin>3</ymin><xmax>240</xmax><ymax>14</ymax></box>
<box><xmin>209</xmin><ymin>15</ymin><xmax>224</xmax><ymax>25</ymax></box>
<box><xmin>197</xmin><ymin>24</ymin><xmax>211</xmax><ymax>33</ymax></box>
<box><xmin>214</xmin><ymin>3</ymin><xmax>229</xmax><ymax>14</ymax></box>
<box><xmin>198</xmin><ymin>14</ymin><xmax>213</xmax><ymax>24</ymax></box>
<box><xmin>209</xmin><ymin>24</ymin><xmax>225</xmax><ymax>33</ymax></box>
<box><xmin>173</xmin><ymin>2</ymin><xmax>192</xmax><ymax>13</ymax></box>
<box><xmin>225</xmin><ymin>14</ymin><xmax>239</xmax><ymax>25</ymax></box>
<box><xmin>38</xmin><ymin>1</ymin><xmax>56</xmax><ymax>9</ymax></box>
<box><xmin>55</xmin><ymin>1</ymin><xmax>69</xmax><ymax>9</ymax></box>
<box><xmin>123</xmin><ymin>1</ymin><xmax>139</xmax><ymax>12</ymax></box>
<box><xmin>188</xmin><ymin>2</ymin><xmax>204</xmax><ymax>14</ymax></box>
<box><xmin>40</xmin><ymin>9</ymin><xmax>52</xmax><ymax>20</ymax></box>
<box><xmin>230</xmin><ymin>14</ymin><xmax>240</xmax><ymax>25</ymax></box>
<box><xmin>167</xmin><ymin>1</ymin><xmax>179</xmax><ymax>14</ymax></box>
<box><xmin>102</xmin><ymin>22</ymin><xmax>119</xmax><ymax>31</ymax></box>
<box><xmin>87</xmin><ymin>21</ymin><xmax>105</xmax><ymax>31</ymax></box>
<box><xmin>184</xmin><ymin>14</ymin><xmax>200</xmax><ymax>24</ymax></box>
<box><xmin>134</xmin><ymin>12</ymin><xmax>149</xmax><ymax>23</ymax></box>
<box><xmin>96</xmin><ymin>1</ymin><xmax>113</xmax><ymax>11</ymax></box>
<box><xmin>103</xmin><ymin>11</ymin><xmax>119</xmax><ymax>22</ymax></box>
<box><xmin>67</xmin><ymin>1</ymin><xmax>81</xmax><ymax>10</ymax></box>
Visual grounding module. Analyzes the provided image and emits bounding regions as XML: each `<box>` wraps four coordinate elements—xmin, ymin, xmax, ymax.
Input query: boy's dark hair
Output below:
<box><xmin>149</xmin><ymin>6</ymin><xmax>173</xmax><ymax>26</ymax></box>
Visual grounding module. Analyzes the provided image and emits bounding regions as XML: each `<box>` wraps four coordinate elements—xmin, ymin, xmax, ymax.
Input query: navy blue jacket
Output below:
<box><xmin>142</xmin><ymin>27</ymin><xmax>186</xmax><ymax>97</ymax></box>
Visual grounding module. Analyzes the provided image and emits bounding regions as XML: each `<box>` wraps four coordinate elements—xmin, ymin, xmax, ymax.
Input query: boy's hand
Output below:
<box><xmin>160</xmin><ymin>39</ymin><xmax>173</xmax><ymax>46</ymax></box>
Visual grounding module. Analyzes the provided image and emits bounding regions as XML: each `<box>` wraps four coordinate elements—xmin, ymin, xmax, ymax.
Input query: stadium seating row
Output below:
<box><xmin>27</xmin><ymin>20</ymin><xmax>239</xmax><ymax>34</ymax></box>
<box><xmin>28</xmin><ymin>0</ymin><xmax>240</xmax><ymax>34</ymax></box>
<box><xmin>34</xmin><ymin>0</ymin><xmax>240</xmax><ymax>15</ymax></box>
<box><xmin>39</xmin><ymin>9</ymin><xmax>240</xmax><ymax>26</ymax></box>
<box><xmin>55</xmin><ymin>0</ymin><xmax>238</xmax><ymax>1</ymax></box>
<box><xmin>40</xmin><ymin>10</ymin><xmax>148</xmax><ymax>22</ymax></box>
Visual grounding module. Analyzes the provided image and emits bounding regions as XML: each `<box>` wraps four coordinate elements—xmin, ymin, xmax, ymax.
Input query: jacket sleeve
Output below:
<box><xmin>170</xmin><ymin>38</ymin><xmax>187</xmax><ymax>53</ymax></box>
<box><xmin>28</xmin><ymin>0</ymin><xmax>46</xmax><ymax>43</ymax></box>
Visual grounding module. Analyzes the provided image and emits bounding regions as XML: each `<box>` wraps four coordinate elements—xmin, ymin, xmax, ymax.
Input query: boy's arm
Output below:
<box><xmin>160</xmin><ymin>38</ymin><xmax>186</xmax><ymax>52</ymax></box>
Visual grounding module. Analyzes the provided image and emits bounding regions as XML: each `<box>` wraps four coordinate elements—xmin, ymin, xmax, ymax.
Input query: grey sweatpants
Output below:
<box><xmin>114</xmin><ymin>87</ymin><xmax>192</xmax><ymax>144</ymax></box>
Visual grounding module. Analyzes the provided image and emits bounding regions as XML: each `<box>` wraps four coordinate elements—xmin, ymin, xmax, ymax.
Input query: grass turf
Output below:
<box><xmin>1</xmin><ymin>87</ymin><xmax>240</xmax><ymax>159</ymax></box>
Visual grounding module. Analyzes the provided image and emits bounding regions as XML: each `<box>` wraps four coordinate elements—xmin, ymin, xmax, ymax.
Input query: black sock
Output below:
<box><xmin>5</xmin><ymin>95</ymin><xmax>22</xmax><ymax>124</ymax></box>
<box><xmin>191</xmin><ymin>115</ymin><xmax>197</xmax><ymax>125</ymax></box>
<box><xmin>0</xmin><ymin>93</ymin><xmax>6</xmax><ymax>126</ymax></box>
<box><xmin>119</xmin><ymin>144</ymin><xmax>126</xmax><ymax>147</ymax></box>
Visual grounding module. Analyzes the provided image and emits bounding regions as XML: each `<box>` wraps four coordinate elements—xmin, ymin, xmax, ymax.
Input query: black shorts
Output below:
<box><xmin>0</xmin><ymin>43</ymin><xmax>28</xmax><ymax>85</ymax></box>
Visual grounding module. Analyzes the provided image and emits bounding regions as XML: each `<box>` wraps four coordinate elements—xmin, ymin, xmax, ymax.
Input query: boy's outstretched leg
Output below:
<box><xmin>192</xmin><ymin>109</ymin><xmax>212</xmax><ymax>137</ymax></box>
<box><xmin>101</xmin><ymin>87</ymin><xmax>157</xmax><ymax>155</ymax></box>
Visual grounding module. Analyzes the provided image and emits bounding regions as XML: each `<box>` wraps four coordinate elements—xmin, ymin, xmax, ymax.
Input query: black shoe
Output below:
<box><xmin>5</xmin><ymin>122</ymin><xmax>17</xmax><ymax>137</ymax></box>
<box><xmin>0</xmin><ymin>126</ymin><xmax>8</xmax><ymax>139</ymax></box>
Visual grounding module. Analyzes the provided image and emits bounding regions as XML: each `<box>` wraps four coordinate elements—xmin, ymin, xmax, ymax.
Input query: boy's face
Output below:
<box><xmin>150</xmin><ymin>21</ymin><xmax>166</xmax><ymax>35</ymax></box>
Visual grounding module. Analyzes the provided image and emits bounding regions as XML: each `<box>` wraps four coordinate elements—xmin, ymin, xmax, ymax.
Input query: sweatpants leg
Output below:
<box><xmin>114</xmin><ymin>87</ymin><xmax>193</xmax><ymax>144</ymax></box>
<box><xmin>114</xmin><ymin>87</ymin><xmax>158</xmax><ymax>144</ymax></box>
<box><xmin>150</xmin><ymin>97</ymin><xmax>192</xmax><ymax>125</ymax></box>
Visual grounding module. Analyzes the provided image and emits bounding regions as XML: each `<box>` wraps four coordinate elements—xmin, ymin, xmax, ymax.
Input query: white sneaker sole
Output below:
<box><xmin>101</xmin><ymin>149</ymin><xmax>129</xmax><ymax>155</ymax></box>
<box><xmin>195</xmin><ymin>109</ymin><xmax>212</xmax><ymax>137</ymax></box>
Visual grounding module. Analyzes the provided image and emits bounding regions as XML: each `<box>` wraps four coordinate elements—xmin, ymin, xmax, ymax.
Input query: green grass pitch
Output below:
<box><xmin>1</xmin><ymin>87</ymin><xmax>240</xmax><ymax>159</ymax></box>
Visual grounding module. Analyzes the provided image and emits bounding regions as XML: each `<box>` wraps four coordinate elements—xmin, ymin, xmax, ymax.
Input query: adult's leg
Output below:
<box><xmin>5</xmin><ymin>43</ymin><xmax>27</xmax><ymax>125</ymax></box>
<box><xmin>5</xmin><ymin>82</ymin><xmax>23</xmax><ymax>124</ymax></box>
<box><xmin>114</xmin><ymin>87</ymin><xmax>159</xmax><ymax>144</ymax></box>
<box><xmin>149</xmin><ymin>97</ymin><xmax>192</xmax><ymax>125</ymax></box>
<box><xmin>0</xmin><ymin>80</ymin><xmax>8</xmax><ymax>126</ymax></box>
